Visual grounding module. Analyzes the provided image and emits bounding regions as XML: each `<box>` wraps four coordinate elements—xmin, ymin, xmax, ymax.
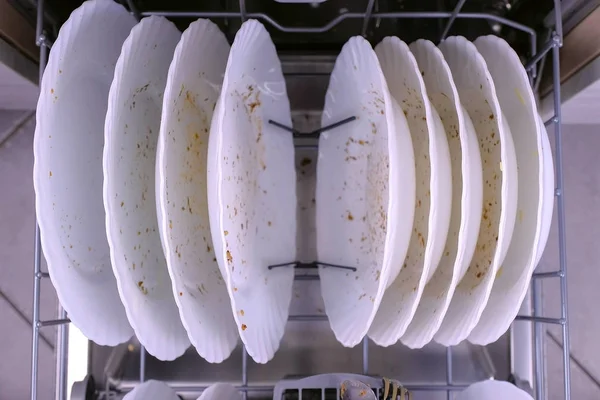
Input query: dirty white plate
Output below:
<box><xmin>401</xmin><ymin>39</ymin><xmax>483</xmax><ymax>348</ymax></box>
<box><xmin>468</xmin><ymin>36</ymin><xmax>553</xmax><ymax>345</ymax></box>
<box><xmin>33</xmin><ymin>0</ymin><xmax>135</xmax><ymax>345</ymax></box>
<box><xmin>207</xmin><ymin>19</ymin><xmax>296</xmax><ymax>364</ymax></box>
<box><xmin>367</xmin><ymin>37</ymin><xmax>452</xmax><ymax>346</ymax></box>
<box><xmin>157</xmin><ymin>18</ymin><xmax>237</xmax><ymax>363</ymax></box>
<box><xmin>317</xmin><ymin>36</ymin><xmax>415</xmax><ymax>347</ymax></box>
<box><xmin>123</xmin><ymin>380</ymin><xmax>179</xmax><ymax>400</ymax></box>
<box><xmin>456</xmin><ymin>380</ymin><xmax>533</xmax><ymax>400</ymax></box>
<box><xmin>103</xmin><ymin>16</ymin><xmax>189</xmax><ymax>360</ymax></box>
<box><xmin>435</xmin><ymin>36</ymin><xmax>518</xmax><ymax>346</ymax></box>
<box><xmin>197</xmin><ymin>383</ymin><xmax>241</xmax><ymax>400</ymax></box>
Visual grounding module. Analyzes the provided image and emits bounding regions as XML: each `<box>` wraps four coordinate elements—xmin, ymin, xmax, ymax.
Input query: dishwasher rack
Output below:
<box><xmin>30</xmin><ymin>0</ymin><xmax>571</xmax><ymax>399</ymax></box>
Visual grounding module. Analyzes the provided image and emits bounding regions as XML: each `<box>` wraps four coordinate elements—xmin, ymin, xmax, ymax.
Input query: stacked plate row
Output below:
<box><xmin>34</xmin><ymin>0</ymin><xmax>553</xmax><ymax>364</ymax></box>
<box><xmin>123</xmin><ymin>378</ymin><xmax>534</xmax><ymax>400</ymax></box>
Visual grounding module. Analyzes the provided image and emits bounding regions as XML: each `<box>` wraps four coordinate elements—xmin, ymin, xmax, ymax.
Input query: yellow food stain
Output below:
<box><xmin>239</xmin><ymin>309</ymin><xmax>245</xmax><ymax>316</ymax></box>
<box><xmin>347</xmin><ymin>211</ymin><xmax>354</xmax><ymax>221</ymax></box>
<box><xmin>49</xmin><ymin>171</ymin><xmax>52</xmax><ymax>177</ymax></box>
<box><xmin>226</xmin><ymin>250</ymin><xmax>233</xmax><ymax>263</ymax></box>
<box><xmin>496</xmin><ymin>266</ymin><xmax>504</xmax><ymax>279</ymax></box>
<box><xmin>50</xmin><ymin>88</ymin><xmax>54</xmax><ymax>94</ymax></box>
<box><xmin>241</xmin><ymin>324</ymin><xmax>247</xmax><ymax>331</ymax></box>
<box><xmin>224</xmin><ymin>230</ymin><xmax>229</xmax><ymax>236</ymax></box>
<box><xmin>518</xmin><ymin>209</ymin><xmax>524</xmax><ymax>223</ymax></box>
<box><xmin>515</xmin><ymin>88</ymin><xmax>526</xmax><ymax>105</ymax></box>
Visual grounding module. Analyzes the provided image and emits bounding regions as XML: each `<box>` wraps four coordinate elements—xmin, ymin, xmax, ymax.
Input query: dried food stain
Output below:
<box><xmin>138</xmin><ymin>281</ymin><xmax>148</xmax><ymax>295</ymax></box>
<box><xmin>241</xmin><ymin>324</ymin><xmax>247</xmax><ymax>331</ymax></box>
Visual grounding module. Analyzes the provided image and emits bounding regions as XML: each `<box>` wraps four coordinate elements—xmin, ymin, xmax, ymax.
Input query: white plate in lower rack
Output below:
<box><xmin>435</xmin><ymin>36</ymin><xmax>519</xmax><ymax>346</ymax></box>
<box><xmin>103</xmin><ymin>16</ymin><xmax>189</xmax><ymax>361</ymax></box>
<box><xmin>368</xmin><ymin>36</ymin><xmax>452</xmax><ymax>347</ymax></box>
<box><xmin>157</xmin><ymin>18</ymin><xmax>237</xmax><ymax>363</ymax></box>
<box><xmin>456</xmin><ymin>380</ymin><xmax>533</xmax><ymax>400</ymax></box>
<box><xmin>400</xmin><ymin>39</ymin><xmax>483</xmax><ymax>348</ymax></box>
<box><xmin>316</xmin><ymin>36</ymin><xmax>415</xmax><ymax>347</ymax></box>
<box><xmin>468</xmin><ymin>36</ymin><xmax>554</xmax><ymax>345</ymax></box>
<box><xmin>33</xmin><ymin>0</ymin><xmax>135</xmax><ymax>345</ymax></box>
<box><xmin>123</xmin><ymin>380</ymin><xmax>179</xmax><ymax>400</ymax></box>
<box><xmin>207</xmin><ymin>20</ymin><xmax>297</xmax><ymax>364</ymax></box>
<box><xmin>197</xmin><ymin>383</ymin><xmax>241</xmax><ymax>400</ymax></box>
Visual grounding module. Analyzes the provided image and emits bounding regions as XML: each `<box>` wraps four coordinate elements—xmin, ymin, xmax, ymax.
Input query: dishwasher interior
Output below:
<box><xmin>23</xmin><ymin>0</ymin><xmax>570</xmax><ymax>399</ymax></box>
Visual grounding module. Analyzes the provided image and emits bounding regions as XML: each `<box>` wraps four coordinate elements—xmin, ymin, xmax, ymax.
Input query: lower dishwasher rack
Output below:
<box><xmin>30</xmin><ymin>0</ymin><xmax>571</xmax><ymax>399</ymax></box>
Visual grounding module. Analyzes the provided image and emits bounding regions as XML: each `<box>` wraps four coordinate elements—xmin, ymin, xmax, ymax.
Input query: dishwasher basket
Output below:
<box><xmin>30</xmin><ymin>0</ymin><xmax>571</xmax><ymax>399</ymax></box>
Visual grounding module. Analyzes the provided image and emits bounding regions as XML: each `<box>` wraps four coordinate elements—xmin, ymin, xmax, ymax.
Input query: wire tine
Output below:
<box><xmin>242</xmin><ymin>345</ymin><xmax>248</xmax><ymax>400</ymax></box>
<box><xmin>446</xmin><ymin>347</ymin><xmax>452</xmax><ymax>400</ymax></box>
<box><xmin>551</xmin><ymin>34</ymin><xmax>571</xmax><ymax>398</ymax></box>
<box><xmin>553</xmin><ymin>0</ymin><xmax>563</xmax><ymax>44</ymax></box>
<box><xmin>525</xmin><ymin>35</ymin><xmax>559</xmax><ymax>72</ymax></box>
<box><xmin>316</xmin><ymin>262</ymin><xmax>357</xmax><ymax>272</ymax></box>
<box><xmin>32</xmin><ymin>3</ymin><xmax>47</xmax><ymax>396</ymax></box>
<box><xmin>125</xmin><ymin>0</ymin><xmax>142</xmax><ymax>21</ymax></box>
<box><xmin>361</xmin><ymin>0</ymin><xmax>377</xmax><ymax>37</ymax></box>
<box><xmin>533</xmin><ymin>270</ymin><xmax>564</xmax><ymax>279</ymax></box>
<box><xmin>56</xmin><ymin>306</ymin><xmax>68</xmax><ymax>399</ymax></box>
<box><xmin>268</xmin><ymin>119</ymin><xmax>297</xmax><ymax>135</ymax></box>
<box><xmin>268</xmin><ymin>261</ymin><xmax>298</xmax><ymax>270</ymax></box>
<box><xmin>362</xmin><ymin>337</ymin><xmax>369</xmax><ymax>375</ymax></box>
<box><xmin>139</xmin><ymin>346</ymin><xmax>146</xmax><ymax>383</ymax></box>
<box><xmin>308</xmin><ymin>116</ymin><xmax>356</xmax><ymax>137</ymax></box>
<box><xmin>38</xmin><ymin>318</ymin><xmax>71</xmax><ymax>327</ymax></box>
<box><xmin>439</xmin><ymin>0</ymin><xmax>467</xmax><ymax>42</ymax></box>
<box><xmin>515</xmin><ymin>315</ymin><xmax>565</xmax><ymax>325</ymax></box>
<box><xmin>239</xmin><ymin>0</ymin><xmax>247</xmax><ymax>22</ymax></box>
<box><xmin>544</xmin><ymin>116</ymin><xmax>557</xmax><ymax>127</ymax></box>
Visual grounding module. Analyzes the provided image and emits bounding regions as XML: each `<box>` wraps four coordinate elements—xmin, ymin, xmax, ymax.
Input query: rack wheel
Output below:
<box><xmin>70</xmin><ymin>374</ymin><xmax>96</xmax><ymax>400</ymax></box>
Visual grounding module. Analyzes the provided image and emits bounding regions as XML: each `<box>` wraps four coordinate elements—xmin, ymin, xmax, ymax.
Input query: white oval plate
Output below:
<box><xmin>104</xmin><ymin>16</ymin><xmax>189</xmax><ymax>361</ymax></box>
<box><xmin>468</xmin><ymin>36</ymin><xmax>552</xmax><ymax>344</ymax></box>
<box><xmin>435</xmin><ymin>36</ymin><xmax>518</xmax><ymax>345</ymax></box>
<box><xmin>197</xmin><ymin>383</ymin><xmax>241</xmax><ymax>400</ymax></box>
<box><xmin>157</xmin><ymin>19</ymin><xmax>237</xmax><ymax>363</ymax></box>
<box><xmin>401</xmin><ymin>39</ymin><xmax>483</xmax><ymax>348</ymax></box>
<box><xmin>456</xmin><ymin>380</ymin><xmax>533</xmax><ymax>400</ymax></box>
<box><xmin>368</xmin><ymin>37</ymin><xmax>452</xmax><ymax>346</ymax></box>
<box><xmin>123</xmin><ymin>380</ymin><xmax>179</xmax><ymax>400</ymax></box>
<box><xmin>207</xmin><ymin>20</ymin><xmax>296</xmax><ymax>364</ymax></box>
<box><xmin>33</xmin><ymin>0</ymin><xmax>135</xmax><ymax>345</ymax></box>
<box><xmin>317</xmin><ymin>36</ymin><xmax>415</xmax><ymax>347</ymax></box>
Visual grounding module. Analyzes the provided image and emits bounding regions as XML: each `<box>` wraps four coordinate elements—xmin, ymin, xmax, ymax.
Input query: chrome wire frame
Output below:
<box><xmin>31</xmin><ymin>0</ymin><xmax>570</xmax><ymax>399</ymax></box>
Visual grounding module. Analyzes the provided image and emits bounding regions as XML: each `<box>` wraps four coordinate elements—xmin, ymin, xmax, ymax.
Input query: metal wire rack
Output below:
<box><xmin>30</xmin><ymin>0</ymin><xmax>570</xmax><ymax>399</ymax></box>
